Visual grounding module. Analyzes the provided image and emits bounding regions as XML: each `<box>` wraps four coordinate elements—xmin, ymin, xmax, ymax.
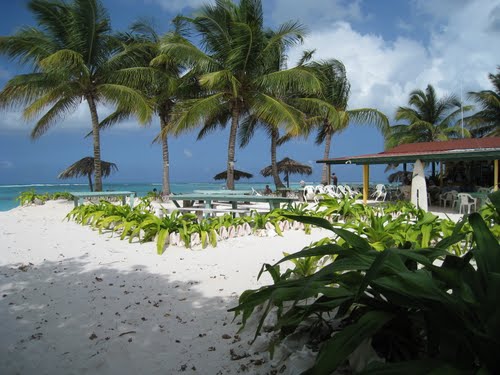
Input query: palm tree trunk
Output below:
<box><xmin>160</xmin><ymin>115</ymin><xmax>171</xmax><ymax>196</ymax></box>
<box><xmin>321</xmin><ymin>127</ymin><xmax>333</xmax><ymax>184</ymax></box>
<box><xmin>226</xmin><ymin>105</ymin><xmax>239</xmax><ymax>190</ymax></box>
<box><xmin>87</xmin><ymin>173</ymin><xmax>93</xmax><ymax>192</ymax></box>
<box><xmin>87</xmin><ymin>95</ymin><xmax>103</xmax><ymax>192</ymax></box>
<box><xmin>271</xmin><ymin>128</ymin><xmax>284</xmax><ymax>189</ymax></box>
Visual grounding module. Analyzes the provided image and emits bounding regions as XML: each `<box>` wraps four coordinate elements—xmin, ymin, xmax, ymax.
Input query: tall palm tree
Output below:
<box><xmin>0</xmin><ymin>0</ymin><xmax>151</xmax><ymax>191</ymax></box>
<box><xmin>98</xmin><ymin>20</ymin><xmax>192</xmax><ymax>196</ymax></box>
<box><xmin>465</xmin><ymin>67</ymin><xmax>500</xmax><ymax>137</ymax></box>
<box><xmin>297</xmin><ymin>59</ymin><xmax>388</xmax><ymax>184</ymax></box>
<box><xmin>385</xmin><ymin>84</ymin><xmax>471</xmax><ymax>176</ymax></box>
<box><xmin>161</xmin><ymin>0</ymin><xmax>321</xmax><ymax>189</ymax></box>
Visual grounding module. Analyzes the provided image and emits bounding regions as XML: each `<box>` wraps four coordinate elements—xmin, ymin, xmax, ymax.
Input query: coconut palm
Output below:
<box><xmin>465</xmin><ymin>67</ymin><xmax>500</xmax><ymax>137</ymax></box>
<box><xmin>161</xmin><ymin>0</ymin><xmax>321</xmax><ymax>189</ymax></box>
<box><xmin>385</xmin><ymin>84</ymin><xmax>472</xmax><ymax>176</ymax></box>
<box><xmin>0</xmin><ymin>0</ymin><xmax>151</xmax><ymax>191</ymax></box>
<box><xmin>96</xmin><ymin>20</ymin><xmax>193</xmax><ymax>196</ymax></box>
<box><xmin>297</xmin><ymin>58</ymin><xmax>388</xmax><ymax>184</ymax></box>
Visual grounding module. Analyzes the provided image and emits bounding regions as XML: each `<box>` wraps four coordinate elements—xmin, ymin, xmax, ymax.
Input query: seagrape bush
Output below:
<box><xmin>230</xmin><ymin>191</ymin><xmax>500</xmax><ymax>374</ymax></box>
<box><xmin>17</xmin><ymin>190</ymin><xmax>73</xmax><ymax>205</ymax></box>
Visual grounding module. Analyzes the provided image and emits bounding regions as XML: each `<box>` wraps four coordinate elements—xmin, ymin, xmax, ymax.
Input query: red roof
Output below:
<box><xmin>386</xmin><ymin>137</ymin><xmax>500</xmax><ymax>154</ymax></box>
<box><xmin>317</xmin><ymin>137</ymin><xmax>500</xmax><ymax>165</ymax></box>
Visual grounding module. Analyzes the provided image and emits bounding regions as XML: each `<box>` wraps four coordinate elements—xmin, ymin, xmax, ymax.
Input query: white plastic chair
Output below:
<box><xmin>303</xmin><ymin>186</ymin><xmax>317</xmax><ymax>202</ymax></box>
<box><xmin>315</xmin><ymin>185</ymin><xmax>326</xmax><ymax>194</ymax></box>
<box><xmin>457</xmin><ymin>193</ymin><xmax>477</xmax><ymax>214</ymax></box>
<box><xmin>439</xmin><ymin>190</ymin><xmax>458</xmax><ymax>208</ymax></box>
<box><xmin>344</xmin><ymin>185</ymin><xmax>359</xmax><ymax>198</ymax></box>
<box><xmin>370</xmin><ymin>184</ymin><xmax>387</xmax><ymax>201</ymax></box>
<box><xmin>324</xmin><ymin>185</ymin><xmax>340</xmax><ymax>198</ymax></box>
<box><xmin>251</xmin><ymin>188</ymin><xmax>262</xmax><ymax>196</ymax></box>
<box><xmin>337</xmin><ymin>185</ymin><xmax>348</xmax><ymax>198</ymax></box>
<box><xmin>476</xmin><ymin>187</ymin><xmax>491</xmax><ymax>194</ymax></box>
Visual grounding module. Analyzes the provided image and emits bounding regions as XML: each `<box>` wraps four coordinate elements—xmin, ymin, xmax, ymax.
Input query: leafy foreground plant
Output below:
<box><xmin>230</xmin><ymin>191</ymin><xmax>500</xmax><ymax>374</ymax></box>
<box><xmin>17</xmin><ymin>190</ymin><xmax>72</xmax><ymax>205</ymax></box>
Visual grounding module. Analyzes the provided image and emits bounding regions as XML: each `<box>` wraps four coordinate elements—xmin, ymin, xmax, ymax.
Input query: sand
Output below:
<box><xmin>0</xmin><ymin>200</ymin><xmax>329</xmax><ymax>375</ymax></box>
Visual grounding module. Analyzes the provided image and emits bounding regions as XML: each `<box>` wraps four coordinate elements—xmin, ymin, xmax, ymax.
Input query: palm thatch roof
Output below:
<box><xmin>261</xmin><ymin>157</ymin><xmax>312</xmax><ymax>187</ymax></box>
<box><xmin>58</xmin><ymin>157</ymin><xmax>118</xmax><ymax>191</ymax></box>
<box><xmin>213</xmin><ymin>169</ymin><xmax>253</xmax><ymax>181</ymax></box>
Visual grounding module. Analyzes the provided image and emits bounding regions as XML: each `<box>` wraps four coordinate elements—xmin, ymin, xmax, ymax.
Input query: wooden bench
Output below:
<box><xmin>71</xmin><ymin>191</ymin><xmax>136</xmax><ymax>208</ymax></box>
<box><xmin>161</xmin><ymin>206</ymin><xmax>251</xmax><ymax>219</ymax></box>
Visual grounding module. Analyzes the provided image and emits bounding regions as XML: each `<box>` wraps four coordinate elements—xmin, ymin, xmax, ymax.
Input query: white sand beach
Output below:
<box><xmin>0</xmin><ymin>200</ymin><xmax>329</xmax><ymax>375</ymax></box>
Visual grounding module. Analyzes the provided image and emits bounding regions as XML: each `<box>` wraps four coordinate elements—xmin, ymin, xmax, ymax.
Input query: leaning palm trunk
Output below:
<box><xmin>226</xmin><ymin>106</ymin><xmax>240</xmax><ymax>190</ymax></box>
<box><xmin>321</xmin><ymin>127</ymin><xmax>333</xmax><ymax>184</ymax></box>
<box><xmin>271</xmin><ymin>128</ymin><xmax>285</xmax><ymax>189</ymax></box>
<box><xmin>160</xmin><ymin>116</ymin><xmax>171</xmax><ymax>195</ymax></box>
<box><xmin>87</xmin><ymin>95</ymin><xmax>103</xmax><ymax>192</ymax></box>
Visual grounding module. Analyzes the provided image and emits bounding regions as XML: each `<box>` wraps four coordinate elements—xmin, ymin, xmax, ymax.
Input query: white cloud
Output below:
<box><xmin>0</xmin><ymin>160</ymin><xmax>13</xmax><ymax>168</ymax></box>
<box><xmin>145</xmin><ymin>0</ymin><xmax>209</xmax><ymax>12</ymax></box>
<box><xmin>183</xmin><ymin>148</ymin><xmax>193</xmax><ymax>158</ymax></box>
<box><xmin>287</xmin><ymin>0</ymin><xmax>499</xmax><ymax>121</ymax></box>
<box><xmin>0</xmin><ymin>102</ymin><xmax>151</xmax><ymax>134</ymax></box>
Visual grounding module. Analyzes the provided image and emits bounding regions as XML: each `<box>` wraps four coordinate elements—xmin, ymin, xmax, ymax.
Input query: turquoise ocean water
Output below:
<box><xmin>0</xmin><ymin>181</ymin><xmax>306</xmax><ymax>212</ymax></box>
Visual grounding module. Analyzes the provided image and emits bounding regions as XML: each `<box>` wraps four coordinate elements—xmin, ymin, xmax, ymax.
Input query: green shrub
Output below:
<box><xmin>230</xmin><ymin>191</ymin><xmax>500</xmax><ymax>374</ymax></box>
<box><xmin>17</xmin><ymin>190</ymin><xmax>73</xmax><ymax>205</ymax></box>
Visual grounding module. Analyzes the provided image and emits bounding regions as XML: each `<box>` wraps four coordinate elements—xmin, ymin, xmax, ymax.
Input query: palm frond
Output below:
<box><xmin>31</xmin><ymin>96</ymin><xmax>80</xmax><ymax>139</ymax></box>
<box><xmin>170</xmin><ymin>93</ymin><xmax>227</xmax><ymax>135</ymax></box>
<box><xmin>97</xmin><ymin>83</ymin><xmax>153</xmax><ymax>124</ymax></box>
<box><xmin>251</xmin><ymin>93</ymin><xmax>306</xmax><ymax>136</ymax></box>
<box><xmin>347</xmin><ymin>108</ymin><xmax>389</xmax><ymax>134</ymax></box>
<box><xmin>256</xmin><ymin>66</ymin><xmax>322</xmax><ymax>96</ymax></box>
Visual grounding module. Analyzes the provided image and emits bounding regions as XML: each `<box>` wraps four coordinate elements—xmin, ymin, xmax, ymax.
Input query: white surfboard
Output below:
<box><xmin>411</xmin><ymin>159</ymin><xmax>428</xmax><ymax>211</ymax></box>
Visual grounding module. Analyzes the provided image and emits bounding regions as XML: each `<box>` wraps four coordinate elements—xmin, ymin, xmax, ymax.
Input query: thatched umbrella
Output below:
<box><xmin>213</xmin><ymin>169</ymin><xmax>253</xmax><ymax>181</ymax></box>
<box><xmin>261</xmin><ymin>157</ymin><xmax>312</xmax><ymax>188</ymax></box>
<box><xmin>58</xmin><ymin>156</ymin><xmax>118</xmax><ymax>191</ymax></box>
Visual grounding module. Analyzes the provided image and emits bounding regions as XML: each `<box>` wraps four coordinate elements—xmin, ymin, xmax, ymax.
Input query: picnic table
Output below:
<box><xmin>193</xmin><ymin>189</ymin><xmax>252</xmax><ymax>195</ymax></box>
<box><xmin>170</xmin><ymin>193</ymin><xmax>295</xmax><ymax>211</ymax></box>
<box><xmin>467</xmin><ymin>192</ymin><xmax>490</xmax><ymax>207</ymax></box>
<box><xmin>71</xmin><ymin>191</ymin><xmax>136</xmax><ymax>208</ymax></box>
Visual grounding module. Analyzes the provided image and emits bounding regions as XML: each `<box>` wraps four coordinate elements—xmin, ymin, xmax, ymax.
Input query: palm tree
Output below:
<box><xmin>0</xmin><ymin>0</ymin><xmax>151</xmax><ymax>191</ymax></box>
<box><xmin>465</xmin><ymin>67</ymin><xmax>500</xmax><ymax>137</ymax></box>
<box><xmin>98</xmin><ymin>20</ymin><xmax>192</xmax><ymax>196</ymax></box>
<box><xmin>385</xmin><ymin>84</ymin><xmax>471</xmax><ymax>176</ymax></box>
<box><xmin>297</xmin><ymin>59</ymin><xmax>388</xmax><ymax>184</ymax></box>
<box><xmin>161</xmin><ymin>0</ymin><xmax>321</xmax><ymax>189</ymax></box>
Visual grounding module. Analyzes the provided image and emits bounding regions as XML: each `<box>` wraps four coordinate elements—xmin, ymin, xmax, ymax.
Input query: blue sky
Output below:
<box><xmin>0</xmin><ymin>0</ymin><xmax>499</xmax><ymax>186</ymax></box>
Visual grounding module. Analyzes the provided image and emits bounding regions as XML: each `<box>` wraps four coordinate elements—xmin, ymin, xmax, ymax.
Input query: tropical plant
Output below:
<box><xmin>17</xmin><ymin>190</ymin><xmax>72</xmax><ymax>205</ymax></box>
<box><xmin>385</xmin><ymin>84</ymin><xmax>472</xmax><ymax>176</ymax></box>
<box><xmin>231</xmin><ymin>191</ymin><xmax>500</xmax><ymax>374</ymax></box>
<box><xmin>465</xmin><ymin>67</ymin><xmax>500</xmax><ymax>137</ymax></box>
<box><xmin>0</xmin><ymin>0</ymin><xmax>152</xmax><ymax>191</ymax></box>
<box><xmin>161</xmin><ymin>0</ymin><xmax>321</xmax><ymax>189</ymax></box>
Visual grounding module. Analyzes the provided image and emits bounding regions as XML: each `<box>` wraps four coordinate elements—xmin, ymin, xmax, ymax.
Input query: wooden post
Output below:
<box><xmin>494</xmin><ymin>160</ymin><xmax>499</xmax><ymax>191</ymax></box>
<box><xmin>363</xmin><ymin>164</ymin><xmax>369</xmax><ymax>204</ymax></box>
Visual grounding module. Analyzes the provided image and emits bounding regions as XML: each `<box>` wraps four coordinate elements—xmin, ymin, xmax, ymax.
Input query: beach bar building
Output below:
<box><xmin>317</xmin><ymin>137</ymin><xmax>500</xmax><ymax>206</ymax></box>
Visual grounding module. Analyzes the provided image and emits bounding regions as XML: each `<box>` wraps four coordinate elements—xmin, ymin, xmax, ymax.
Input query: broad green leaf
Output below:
<box><xmin>156</xmin><ymin>228</ymin><xmax>169</xmax><ymax>255</ymax></box>
<box><xmin>304</xmin><ymin>310</ymin><xmax>394</xmax><ymax>374</ymax></box>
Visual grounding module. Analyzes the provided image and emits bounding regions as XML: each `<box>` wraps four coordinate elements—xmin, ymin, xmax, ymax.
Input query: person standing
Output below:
<box><xmin>332</xmin><ymin>173</ymin><xmax>338</xmax><ymax>186</ymax></box>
